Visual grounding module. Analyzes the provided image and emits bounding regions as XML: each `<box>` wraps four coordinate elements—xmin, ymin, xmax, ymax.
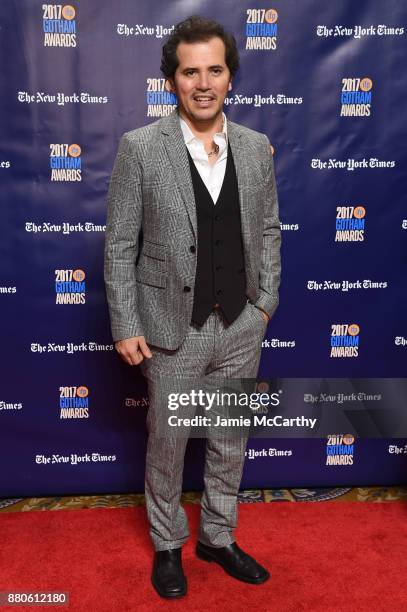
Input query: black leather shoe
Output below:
<box><xmin>196</xmin><ymin>541</ymin><xmax>270</xmax><ymax>584</ymax></box>
<box><xmin>151</xmin><ymin>548</ymin><xmax>187</xmax><ymax>598</ymax></box>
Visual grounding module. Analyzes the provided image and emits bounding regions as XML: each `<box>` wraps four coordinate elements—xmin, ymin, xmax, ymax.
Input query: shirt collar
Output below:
<box><xmin>179</xmin><ymin>111</ymin><xmax>228</xmax><ymax>146</ymax></box>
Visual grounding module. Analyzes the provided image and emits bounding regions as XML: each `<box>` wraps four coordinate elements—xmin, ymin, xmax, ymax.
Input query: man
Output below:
<box><xmin>104</xmin><ymin>16</ymin><xmax>281</xmax><ymax>599</ymax></box>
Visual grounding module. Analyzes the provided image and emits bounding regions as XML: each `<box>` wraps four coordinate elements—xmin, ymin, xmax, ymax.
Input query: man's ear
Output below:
<box><xmin>228</xmin><ymin>80</ymin><xmax>232</xmax><ymax>92</ymax></box>
<box><xmin>165</xmin><ymin>78</ymin><xmax>176</xmax><ymax>93</ymax></box>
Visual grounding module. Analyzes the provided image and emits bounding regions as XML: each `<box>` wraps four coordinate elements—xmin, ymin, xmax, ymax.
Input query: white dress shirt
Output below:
<box><xmin>179</xmin><ymin>112</ymin><xmax>228</xmax><ymax>204</ymax></box>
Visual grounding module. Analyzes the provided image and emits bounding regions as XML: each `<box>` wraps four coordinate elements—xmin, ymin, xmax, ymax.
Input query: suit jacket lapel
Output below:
<box><xmin>227</xmin><ymin>119</ymin><xmax>252</xmax><ymax>268</ymax></box>
<box><xmin>161</xmin><ymin>109</ymin><xmax>198</xmax><ymax>241</ymax></box>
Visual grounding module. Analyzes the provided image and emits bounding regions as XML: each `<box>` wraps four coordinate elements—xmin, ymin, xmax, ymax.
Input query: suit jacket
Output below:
<box><xmin>104</xmin><ymin>108</ymin><xmax>281</xmax><ymax>350</ymax></box>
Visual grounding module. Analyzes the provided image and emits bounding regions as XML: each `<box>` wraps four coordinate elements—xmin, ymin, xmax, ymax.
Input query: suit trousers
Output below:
<box><xmin>139</xmin><ymin>299</ymin><xmax>268</xmax><ymax>551</ymax></box>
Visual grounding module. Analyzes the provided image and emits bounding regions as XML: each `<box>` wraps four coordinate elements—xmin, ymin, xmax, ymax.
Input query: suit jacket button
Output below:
<box><xmin>216</xmin><ymin>289</ymin><xmax>222</xmax><ymax>295</ymax></box>
<box><xmin>189</xmin><ymin>245</ymin><xmax>196</xmax><ymax>253</ymax></box>
<box><xmin>183</xmin><ymin>286</ymin><xmax>191</xmax><ymax>292</ymax></box>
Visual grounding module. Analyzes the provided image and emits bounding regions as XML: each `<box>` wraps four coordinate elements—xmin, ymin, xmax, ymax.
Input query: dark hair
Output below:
<box><xmin>161</xmin><ymin>15</ymin><xmax>239</xmax><ymax>79</ymax></box>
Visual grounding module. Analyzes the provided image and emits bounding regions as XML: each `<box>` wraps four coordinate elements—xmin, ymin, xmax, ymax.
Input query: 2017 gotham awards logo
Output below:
<box><xmin>326</xmin><ymin>434</ymin><xmax>355</xmax><ymax>465</ymax></box>
<box><xmin>335</xmin><ymin>205</ymin><xmax>366</xmax><ymax>241</ymax></box>
<box><xmin>146</xmin><ymin>78</ymin><xmax>177</xmax><ymax>117</ymax></box>
<box><xmin>50</xmin><ymin>143</ymin><xmax>82</xmax><ymax>181</ymax></box>
<box><xmin>245</xmin><ymin>8</ymin><xmax>278</xmax><ymax>50</ymax></box>
<box><xmin>59</xmin><ymin>385</ymin><xmax>89</xmax><ymax>419</ymax></box>
<box><xmin>330</xmin><ymin>324</ymin><xmax>360</xmax><ymax>358</ymax></box>
<box><xmin>55</xmin><ymin>269</ymin><xmax>86</xmax><ymax>304</ymax></box>
<box><xmin>42</xmin><ymin>4</ymin><xmax>77</xmax><ymax>47</ymax></box>
<box><xmin>340</xmin><ymin>77</ymin><xmax>372</xmax><ymax>116</ymax></box>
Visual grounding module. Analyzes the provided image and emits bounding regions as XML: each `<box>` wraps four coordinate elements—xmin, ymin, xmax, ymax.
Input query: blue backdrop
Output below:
<box><xmin>0</xmin><ymin>0</ymin><xmax>406</xmax><ymax>497</ymax></box>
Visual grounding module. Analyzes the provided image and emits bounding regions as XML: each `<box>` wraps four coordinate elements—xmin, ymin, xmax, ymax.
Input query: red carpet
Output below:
<box><xmin>1</xmin><ymin>502</ymin><xmax>406</xmax><ymax>611</ymax></box>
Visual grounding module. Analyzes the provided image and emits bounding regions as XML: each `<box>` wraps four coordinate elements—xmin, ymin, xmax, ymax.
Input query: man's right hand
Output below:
<box><xmin>114</xmin><ymin>336</ymin><xmax>152</xmax><ymax>366</ymax></box>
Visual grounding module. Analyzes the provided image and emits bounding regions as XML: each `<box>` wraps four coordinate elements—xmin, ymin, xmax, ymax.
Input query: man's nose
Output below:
<box><xmin>196</xmin><ymin>72</ymin><xmax>210</xmax><ymax>90</ymax></box>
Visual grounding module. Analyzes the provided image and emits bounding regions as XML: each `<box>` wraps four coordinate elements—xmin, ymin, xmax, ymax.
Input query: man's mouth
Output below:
<box><xmin>193</xmin><ymin>95</ymin><xmax>215</xmax><ymax>102</ymax></box>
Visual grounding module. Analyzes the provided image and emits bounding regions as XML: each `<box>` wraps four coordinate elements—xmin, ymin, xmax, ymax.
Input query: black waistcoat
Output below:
<box><xmin>186</xmin><ymin>143</ymin><xmax>247</xmax><ymax>327</ymax></box>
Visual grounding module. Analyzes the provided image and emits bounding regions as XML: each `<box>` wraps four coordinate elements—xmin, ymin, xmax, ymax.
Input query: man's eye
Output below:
<box><xmin>185</xmin><ymin>70</ymin><xmax>195</xmax><ymax>76</ymax></box>
<box><xmin>212</xmin><ymin>69</ymin><xmax>222</xmax><ymax>74</ymax></box>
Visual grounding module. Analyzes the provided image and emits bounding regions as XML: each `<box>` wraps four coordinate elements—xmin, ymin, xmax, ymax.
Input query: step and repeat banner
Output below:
<box><xmin>0</xmin><ymin>1</ymin><xmax>406</xmax><ymax>497</ymax></box>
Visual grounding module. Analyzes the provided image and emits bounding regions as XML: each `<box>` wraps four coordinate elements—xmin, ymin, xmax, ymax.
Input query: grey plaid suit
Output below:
<box><xmin>104</xmin><ymin>108</ymin><xmax>281</xmax><ymax>550</ymax></box>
